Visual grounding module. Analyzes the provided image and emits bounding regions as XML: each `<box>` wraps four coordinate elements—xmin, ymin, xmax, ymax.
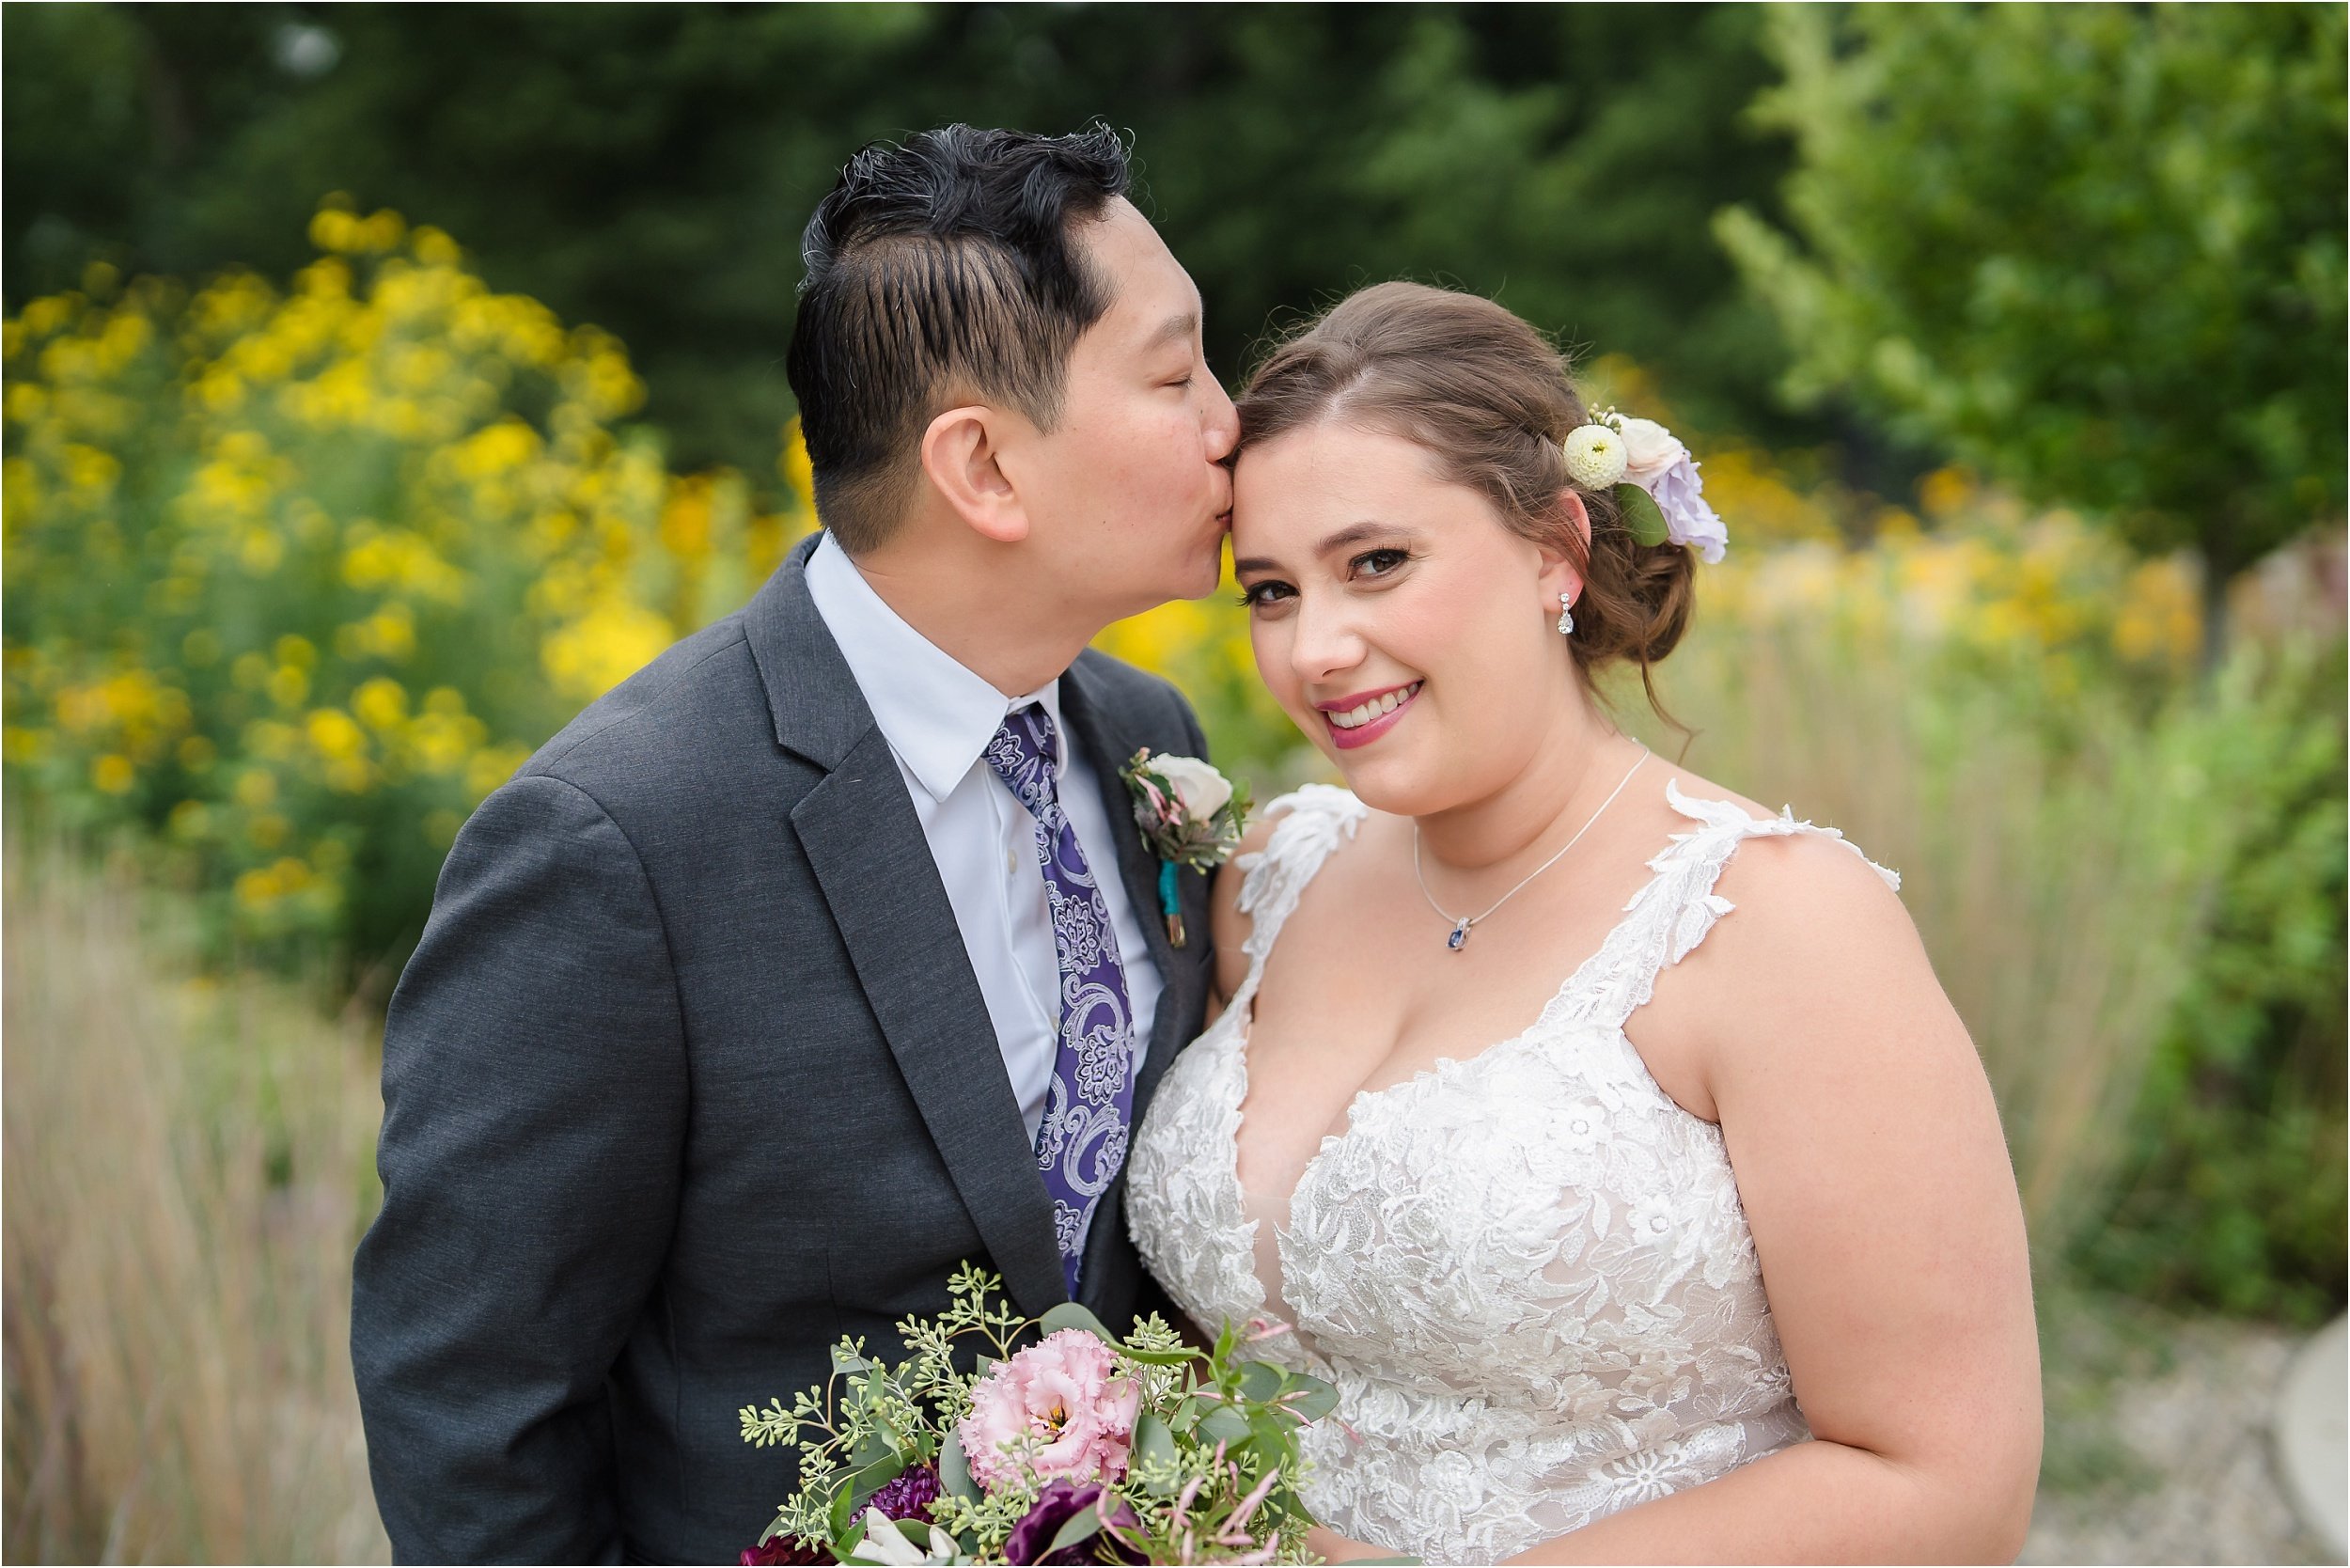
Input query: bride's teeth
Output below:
<box><xmin>1328</xmin><ymin>683</ymin><xmax>1420</xmax><ymax>729</ymax></box>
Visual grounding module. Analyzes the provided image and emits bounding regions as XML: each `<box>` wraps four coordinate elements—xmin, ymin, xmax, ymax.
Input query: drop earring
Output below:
<box><xmin>1557</xmin><ymin>592</ymin><xmax>1576</xmax><ymax>636</ymax></box>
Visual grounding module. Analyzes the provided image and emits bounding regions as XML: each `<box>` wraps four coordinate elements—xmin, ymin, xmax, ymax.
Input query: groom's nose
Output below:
<box><xmin>1201</xmin><ymin>372</ymin><xmax>1238</xmax><ymax>465</ymax></box>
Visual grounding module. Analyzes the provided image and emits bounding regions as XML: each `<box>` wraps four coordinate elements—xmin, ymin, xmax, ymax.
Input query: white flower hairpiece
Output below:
<box><xmin>1561</xmin><ymin>409</ymin><xmax>1728</xmax><ymax>564</ymax></box>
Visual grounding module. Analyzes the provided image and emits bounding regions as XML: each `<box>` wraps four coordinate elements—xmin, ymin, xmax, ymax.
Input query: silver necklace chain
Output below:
<box><xmin>1414</xmin><ymin>747</ymin><xmax>1651</xmax><ymax>951</ymax></box>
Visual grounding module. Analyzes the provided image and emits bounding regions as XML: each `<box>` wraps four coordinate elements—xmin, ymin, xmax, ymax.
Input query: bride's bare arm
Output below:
<box><xmin>1509</xmin><ymin>832</ymin><xmax>2042</xmax><ymax>1565</ymax></box>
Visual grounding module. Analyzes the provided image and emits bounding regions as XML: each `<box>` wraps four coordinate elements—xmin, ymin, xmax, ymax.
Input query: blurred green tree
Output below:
<box><xmin>4</xmin><ymin>3</ymin><xmax>1812</xmax><ymax>488</ymax></box>
<box><xmin>1716</xmin><ymin>4</ymin><xmax>2347</xmax><ymax>640</ymax></box>
<box><xmin>2073</xmin><ymin>645</ymin><xmax>2347</xmax><ymax>1324</ymax></box>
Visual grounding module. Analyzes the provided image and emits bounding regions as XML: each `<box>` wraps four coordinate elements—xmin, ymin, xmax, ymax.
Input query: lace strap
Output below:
<box><xmin>1226</xmin><ymin>784</ymin><xmax>1368</xmax><ymax>1017</ymax></box>
<box><xmin>1549</xmin><ymin>778</ymin><xmax>1902</xmax><ymax>1036</ymax></box>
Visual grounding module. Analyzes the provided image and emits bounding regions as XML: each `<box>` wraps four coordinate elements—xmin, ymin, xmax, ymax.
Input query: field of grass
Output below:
<box><xmin>2</xmin><ymin>835</ymin><xmax>388</xmax><ymax>1564</ymax></box>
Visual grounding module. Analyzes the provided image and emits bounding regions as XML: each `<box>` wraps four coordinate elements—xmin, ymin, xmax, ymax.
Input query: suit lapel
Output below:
<box><xmin>751</xmin><ymin>538</ymin><xmax>1066</xmax><ymax>1319</ymax></box>
<box><xmin>791</xmin><ymin>748</ymin><xmax>1067</xmax><ymax>1319</ymax></box>
<box><xmin>1057</xmin><ymin>666</ymin><xmax>1183</xmax><ymax>1007</ymax></box>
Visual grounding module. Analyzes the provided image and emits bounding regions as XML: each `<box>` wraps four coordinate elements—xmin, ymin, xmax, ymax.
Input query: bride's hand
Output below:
<box><xmin>1305</xmin><ymin>1523</ymin><xmax>1393</xmax><ymax>1562</ymax></box>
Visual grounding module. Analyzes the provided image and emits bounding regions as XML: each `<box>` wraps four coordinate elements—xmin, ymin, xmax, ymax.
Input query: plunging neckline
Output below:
<box><xmin>1226</xmin><ymin>785</ymin><xmax>1725</xmax><ymax>1328</ymax></box>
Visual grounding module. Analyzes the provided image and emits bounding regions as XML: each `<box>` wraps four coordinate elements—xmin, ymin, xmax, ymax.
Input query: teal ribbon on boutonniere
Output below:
<box><xmin>1118</xmin><ymin>747</ymin><xmax>1251</xmax><ymax>951</ymax></box>
<box><xmin>1157</xmin><ymin>859</ymin><xmax>1185</xmax><ymax>950</ymax></box>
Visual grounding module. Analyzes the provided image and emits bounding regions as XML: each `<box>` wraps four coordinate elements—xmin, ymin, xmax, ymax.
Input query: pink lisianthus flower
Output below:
<box><xmin>958</xmin><ymin>1328</ymin><xmax>1139</xmax><ymax>1492</ymax></box>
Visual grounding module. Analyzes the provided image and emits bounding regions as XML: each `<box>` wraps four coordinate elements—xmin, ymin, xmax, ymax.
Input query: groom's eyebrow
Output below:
<box><xmin>1141</xmin><ymin>311</ymin><xmax>1198</xmax><ymax>351</ymax></box>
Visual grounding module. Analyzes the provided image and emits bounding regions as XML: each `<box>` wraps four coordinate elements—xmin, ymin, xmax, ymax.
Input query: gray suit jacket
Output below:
<box><xmin>352</xmin><ymin>534</ymin><xmax>1215</xmax><ymax>1563</ymax></box>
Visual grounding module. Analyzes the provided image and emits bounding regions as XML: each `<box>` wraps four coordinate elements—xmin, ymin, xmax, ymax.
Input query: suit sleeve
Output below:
<box><xmin>352</xmin><ymin>772</ymin><xmax>686</xmax><ymax>1564</ymax></box>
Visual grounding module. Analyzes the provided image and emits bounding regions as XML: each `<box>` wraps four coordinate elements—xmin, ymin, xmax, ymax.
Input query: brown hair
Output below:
<box><xmin>1235</xmin><ymin>281</ymin><xmax>1695</xmax><ymax>722</ymax></box>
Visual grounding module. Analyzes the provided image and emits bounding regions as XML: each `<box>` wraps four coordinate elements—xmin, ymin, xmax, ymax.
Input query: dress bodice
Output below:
<box><xmin>1125</xmin><ymin>781</ymin><xmax>1900</xmax><ymax>1564</ymax></box>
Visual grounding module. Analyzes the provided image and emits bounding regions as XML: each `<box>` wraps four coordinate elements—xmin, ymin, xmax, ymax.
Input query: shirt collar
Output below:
<box><xmin>804</xmin><ymin>531</ymin><xmax>1067</xmax><ymax>804</ymax></box>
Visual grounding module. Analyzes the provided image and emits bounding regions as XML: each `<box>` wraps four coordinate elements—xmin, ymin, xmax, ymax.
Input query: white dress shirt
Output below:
<box><xmin>805</xmin><ymin>533</ymin><xmax>1164</xmax><ymax>1140</ymax></box>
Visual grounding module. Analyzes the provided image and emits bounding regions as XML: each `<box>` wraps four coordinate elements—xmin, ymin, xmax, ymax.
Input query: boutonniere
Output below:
<box><xmin>1118</xmin><ymin>747</ymin><xmax>1250</xmax><ymax>949</ymax></box>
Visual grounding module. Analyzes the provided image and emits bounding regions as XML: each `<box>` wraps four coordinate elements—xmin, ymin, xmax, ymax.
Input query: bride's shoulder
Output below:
<box><xmin>1256</xmin><ymin>781</ymin><xmax>1371</xmax><ymax>839</ymax></box>
<box><xmin>1207</xmin><ymin>783</ymin><xmax>1382</xmax><ymax>1000</ymax></box>
<box><xmin>1654</xmin><ymin>765</ymin><xmax>1913</xmax><ymax>976</ymax></box>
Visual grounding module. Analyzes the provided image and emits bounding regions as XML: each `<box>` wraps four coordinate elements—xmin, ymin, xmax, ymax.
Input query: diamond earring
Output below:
<box><xmin>1557</xmin><ymin>592</ymin><xmax>1576</xmax><ymax>636</ymax></box>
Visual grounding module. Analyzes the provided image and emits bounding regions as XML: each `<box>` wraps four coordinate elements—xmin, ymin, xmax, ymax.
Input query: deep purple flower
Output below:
<box><xmin>870</xmin><ymin>1463</ymin><xmax>943</xmax><ymax>1521</ymax></box>
<box><xmin>1004</xmin><ymin>1480</ymin><xmax>1145</xmax><ymax>1566</ymax></box>
<box><xmin>739</xmin><ymin>1534</ymin><xmax>826</xmax><ymax>1565</ymax></box>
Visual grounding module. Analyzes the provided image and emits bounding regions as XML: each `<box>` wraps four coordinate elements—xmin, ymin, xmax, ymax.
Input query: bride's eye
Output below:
<box><xmin>1351</xmin><ymin>547</ymin><xmax>1414</xmax><ymax>580</ymax></box>
<box><xmin>1237</xmin><ymin>580</ymin><xmax>1295</xmax><ymax>609</ymax></box>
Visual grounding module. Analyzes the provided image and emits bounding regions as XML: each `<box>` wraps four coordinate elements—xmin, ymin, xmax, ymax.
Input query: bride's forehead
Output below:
<box><xmin>1233</xmin><ymin>430</ymin><xmax>1485</xmax><ymax>541</ymax></box>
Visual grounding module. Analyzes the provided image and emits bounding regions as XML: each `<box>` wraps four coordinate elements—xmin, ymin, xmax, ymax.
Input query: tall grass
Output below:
<box><xmin>2</xmin><ymin>833</ymin><xmax>388</xmax><ymax>1563</ymax></box>
<box><xmin>1633</xmin><ymin>619</ymin><xmax>2311</xmax><ymax>1264</ymax></box>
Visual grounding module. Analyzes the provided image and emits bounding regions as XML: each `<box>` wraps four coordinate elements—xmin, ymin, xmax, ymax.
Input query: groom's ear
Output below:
<box><xmin>920</xmin><ymin>403</ymin><xmax>1034</xmax><ymax>546</ymax></box>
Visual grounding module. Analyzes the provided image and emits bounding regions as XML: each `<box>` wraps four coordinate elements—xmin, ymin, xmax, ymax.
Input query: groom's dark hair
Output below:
<box><xmin>787</xmin><ymin>122</ymin><xmax>1134</xmax><ymax>554</ymax></box>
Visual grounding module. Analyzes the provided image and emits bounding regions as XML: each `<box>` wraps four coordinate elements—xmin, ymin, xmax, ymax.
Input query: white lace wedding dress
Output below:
<box><xmin>1125</xmin><ymin>780</ymin><xmax>1901</xmax><ymax>1564</ymax></box>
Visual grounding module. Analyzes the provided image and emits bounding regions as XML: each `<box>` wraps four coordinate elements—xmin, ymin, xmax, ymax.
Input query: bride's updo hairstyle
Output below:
<box><xmin>1235</xmin><ymin>281</ymin><xmax>1695</xmax><ymax>716</ymax></box>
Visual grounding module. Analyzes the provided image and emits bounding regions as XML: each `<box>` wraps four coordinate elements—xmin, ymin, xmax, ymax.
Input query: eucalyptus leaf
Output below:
<box><xmin>1288</xmin><ymin>1379</ymin><xmax>1340</xmax><ymax>1423</ymax></box>
<box><xmin>849</xmin><ymin>1431</ymin><xmax>898</xmax><ymax>1471</ymax></box>
<box><xmin>1196</xmin><ymin>1402</ymin><xmax>1252</xmax><ymax>1445</ymax></box>
<box><xmin>1037</xmin><ymin>1302</ymin><xmax>1116</xmax><ymax>1342</ymax></box>
<box><xmin>1045</xmin><ymin>1503</ymin><xmax>1107</xmax><ymax>1558</ymax></box>
<box><xmin>1132</xmin><ymin>1411</ymin><xmax>1180</xmax><ymax>1496</ymax></box>
<box><xmin>1614</xmin><ymin>481</ymin><xmax>1670</xmax><ymax>546</ymax></box>
<box><xmin>828</xmin><ymin>1482</ymin><xmax>857</xmax><ymax>1549</ymax></box>
<box><xmin>938</xmin><ymin>1431</ymin><xmax>980</xmax><ymax>1502</ymax></box>
<box><xmin>1236</xmin><ymin>1359</ymin><xmax>1285</xmax><ymax>1403</ymax></box>
<box><xmin>831</xmin><ymin>1343</ymin><xmax>872</xmax><ymax>1377</ymax></box>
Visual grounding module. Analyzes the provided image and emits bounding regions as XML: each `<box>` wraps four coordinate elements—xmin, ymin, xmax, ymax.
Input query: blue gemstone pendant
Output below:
<box><xmin>1447</xmin><ymin>919</ymin><xmax>1471</xmax><ymax>951</ymax></box>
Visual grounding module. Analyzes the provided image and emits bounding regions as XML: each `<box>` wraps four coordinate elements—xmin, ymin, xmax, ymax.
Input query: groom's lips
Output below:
<box><xmin>1317</xmin><ymin>680</ymin><xmax>1421</xmax><ymax>752</ymax></box>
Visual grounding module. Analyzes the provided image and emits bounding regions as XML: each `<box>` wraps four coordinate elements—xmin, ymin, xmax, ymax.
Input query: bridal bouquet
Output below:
<box><xmin>740</xmin><ymin>1264</ymin><xmax>1338</xmax><ymax>1565</ymax></box>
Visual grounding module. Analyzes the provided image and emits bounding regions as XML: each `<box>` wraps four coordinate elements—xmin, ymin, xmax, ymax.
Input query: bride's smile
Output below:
<box><xmin>1315</xmin><ymin>680</ymin><xmax>1421</xmax><ymax>745</ymax></box>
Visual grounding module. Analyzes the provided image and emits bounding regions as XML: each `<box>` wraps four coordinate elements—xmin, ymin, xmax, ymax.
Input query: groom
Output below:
<box><xmin>352</xmin><ymin>124</ymin><xmax>1237</xmax><ymax>1563</ymax></box>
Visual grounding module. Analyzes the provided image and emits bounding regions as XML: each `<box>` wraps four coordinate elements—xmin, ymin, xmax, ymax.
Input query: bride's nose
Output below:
<box><xmin>1287</xmin><ymin>588</ymin><xmax>1368</xmax><ymax>687</ymax></box>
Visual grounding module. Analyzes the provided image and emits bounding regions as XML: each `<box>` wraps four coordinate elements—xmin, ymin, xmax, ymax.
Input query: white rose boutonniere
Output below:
<box><xmin>1119</xmin><ymin>747</ymin><xmax>1251</xmax><ymax>949</ymax></box>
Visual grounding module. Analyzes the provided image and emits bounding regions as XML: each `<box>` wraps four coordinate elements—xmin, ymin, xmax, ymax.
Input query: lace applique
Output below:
<box><xmin>1127</xmin><ymin>787</ymin><xmax>1365</xmax><ymax>1373</ymax></box>
<box><xmin>1128</xmin><ymin>782</ymin><xmax>1895</xmax><ymax>1563</ymax></box>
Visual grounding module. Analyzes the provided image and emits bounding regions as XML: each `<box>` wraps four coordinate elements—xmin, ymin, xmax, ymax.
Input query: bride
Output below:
<box><xmin>1126</xmin><ymin>283</ymin><xmax>2043</xmax><ymax>1564</ymax></box>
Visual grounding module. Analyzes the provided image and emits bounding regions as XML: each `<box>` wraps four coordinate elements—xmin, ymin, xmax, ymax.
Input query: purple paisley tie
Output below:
<box><xmin>983</xmin><ymin>703</ymin><xmax>1139</xmax><ymax>1298</ymax></box>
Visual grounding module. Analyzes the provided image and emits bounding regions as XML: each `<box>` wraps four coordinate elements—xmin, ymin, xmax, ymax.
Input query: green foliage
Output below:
<box><xmin>1718</xmin><ymin>4</ymin><xmax>2348</xmax><ymax>579</ymax></box>
<box><xmin>2</xmin><ymin>221</ymin><xmax>799</xmax><ymax>972</ymax></box>
<box><xmin>2</xmin><ymin>4</ymin><xmax>1813</xmax><ymax>484</ymax></box>
<box><xmin>2072</xmin><ymin>643</ymin><xmax>2348</xmax><ymax>1323</ymax></box>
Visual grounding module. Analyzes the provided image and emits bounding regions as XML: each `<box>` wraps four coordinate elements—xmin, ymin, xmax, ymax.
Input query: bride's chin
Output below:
<box><xmin>1326</xmin><ymin>754</ymin><xmax>1441</xmax><ymax>817</ymax></box>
